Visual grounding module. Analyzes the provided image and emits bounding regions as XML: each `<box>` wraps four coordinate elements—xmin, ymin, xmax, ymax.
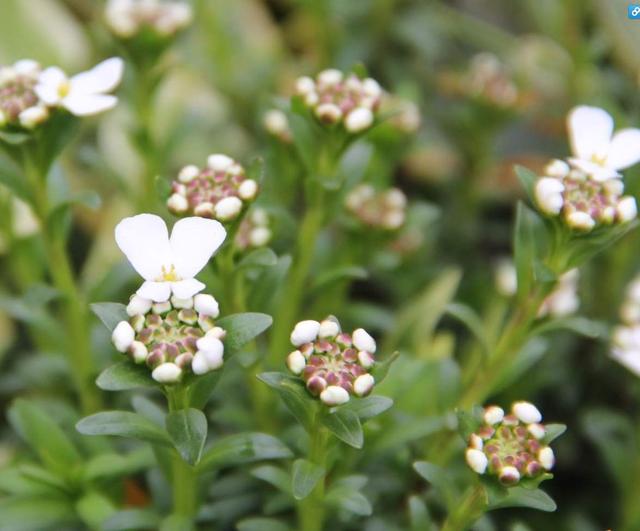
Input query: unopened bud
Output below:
<box><xmin>320</xmin><ymin>385</ymin><xmax>350</xmax><ymax>406</ymax></box>
<box><xmin>290</xmin><ymin>320</ymin><xmax>320</xmax><ymax>346</ymax></box>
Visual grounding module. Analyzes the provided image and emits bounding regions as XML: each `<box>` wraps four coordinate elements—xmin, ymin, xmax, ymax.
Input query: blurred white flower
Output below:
<box><xmin>35</xmin><ymin>58</ymin><xmax>124</xmax><ymax>116</ymax></box>
<box><xmin>568</xmin><ymin>106</ymin><xmax>640</xmax><ymax>181</ymax></box>
<box><xmin>494</xmin><ymin>259</ymin><xmax>517</xmax><ymax>297</ymax></box>
<box><xmin>538</xmin><ymin>269</ymin><xmax>580</xmax><ymax>318</ymax></box>
<box><xmin>115</xmin><ymin>213</ymin><xmax>226</xmax><ymax>302</ymax></box>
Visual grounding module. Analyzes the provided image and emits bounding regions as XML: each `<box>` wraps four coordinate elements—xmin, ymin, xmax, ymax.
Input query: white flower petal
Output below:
<box><xmin>568</xmin><ymin>106</ymin><xmax>613</xmax><ymax>160</ymax></box>
<box><xmin>169</xmin><ymin>217</ymin><xmax>226</xmax><ymax>278</ymax></box>
<box><xmin>35</xmin><ymin>66</ymin><xmax>67</xmax><ymax>105</ymax></box>
<box><xmin>171</xmin><ymin>278</ymin><xmax>205</xmax><ymax>299</ymax></box>
<box><xmin>70</xmin><ymin>57</ymin><xmax>124</xmax><ymax>95</ymax></box>
<box><xmin>115</xmin><ymin>213</ymin><xmax>172</xmax><ymax>280</ymax></box>
<box><xmin>607</xmin><ymin>128</ymin><xmax>640</xmax><ymax>170</ymax></box>
<box><xmin>137</xmin><ymin>281</ymin><xmax>172</xmax><ymax>302</ymax></box>
<box><xmin>63</xmin><ymin>93</ymin><xmax>118</xmax><ymax>116</ymax></box>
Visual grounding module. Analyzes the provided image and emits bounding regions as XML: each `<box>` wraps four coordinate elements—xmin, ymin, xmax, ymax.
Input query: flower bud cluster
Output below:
<box><xmin>111</xmin><ymin>293</ymin><xmax>225</xmax><ymax>383</ymax></box>
<box><xmin>235</xmin><ymin>208</ymin><xmax>272</xmax><ymax>250</ymax></box>
<box><xmin>534</xmin><ymin>159</ymin><xmax>637</xmax><ymax>231</ymax></box>
<box><xmin>345</xmin><ymin>184</ymin><xmax>407</xmax><ymax>230</ymax></box>
<box><xmin>105</xmin><ymin>0</ymin><xmax>192</xmax><ymax>39</ymax></box>
<box><xmin>0</xmin><ymin>60</ymin><xmax>48</xmax><ymax>129</ymax></box>
<box><xmin>465</xmin><ymin>402</ymin><xmax>555</xmax><ymax>485</ymax></box>
<box><xmin>295</xmin><ymin>69</ymin><xmax>383</xmax><ymax>133</ymax></box>
<box><xmin>382</xmin><ymin>96</ymin><xmax>421</xmax><ymax>134</ymax></box>
<box><xmin>167</xmin><ymin>154</ymin><xmax>258</xmax><ymax>222</ymax></box>
<box><xmin>611</xmin><ymin>274</ymin><xmax>640</xmax><ymax>375</ymax></box>
<box><xmin>263</xmin><ymin>109</ymin><xmax>292</xmax><ymax>143</ymax></box>
<box><xmin>467</xmin><ymin>53</ymin><xmax>518</xmax><ymax>108</ymax></box>
<box><xmin>286</xmin><ymin>317</ymin><xmax>377</xmax><ymax>406</ymax></box>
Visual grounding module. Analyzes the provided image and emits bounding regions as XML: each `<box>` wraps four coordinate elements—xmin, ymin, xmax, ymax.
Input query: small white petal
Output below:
<box><xmin>345</xmin><ymin>107</ymin><xmax>374</xmax><ymax>133</ymax></box>
<box><xmin>191</xmin><ymin>352</ymin><xmax>209</xmax><ymax>375</ymax></box>
<box><xmin>14</xmin><ymin>59</ymin><xmax>40</xmax><ymax>76</ymax></box>
<box><xmin>137</xmin><ymin>280</ymin><xmax>172</xmax><ymax>302</ymax></box>
<box><xmin>63</xmin><ymin>93</ymin><xmax>118</xmax><ymax>116</ymax></box>
<box><xmin>238</xmin><ymin>179</ymin><xmax>258</xmax><ymax>200</ymax></box>
<box><xmin>126</xmin><ymin>295</ymin><xmax>153</xmax><ymax>316</ymax></box>
<box><xmin>264</xmin><ymin>109</ymin><xmax>289</xmax><ymax>135</ymax></box>
<box><xmin>607</xmin><ymin>128</ymin><xmax>640</xmax><ymax>170</ymax></box>
<box><xmin>538</xmin><ymin>447</ymin><xmax>555</xmax><ymax>470</ymax></box>
<box><xmin>69</xmin><ymin>57</ymin><xmax>124</xmax><ymax>95</ymax></box>
<box><xmin>214</xmin><ymin>196</ymin><xmax>243</xmax><ymax>221</ymax></box>
<box><xmin>290</xmin><ymin>320</ymin><xmax>321</xmax><ymax>346</ymax></box>
<box><xmin>152</xmin><ymin>362</ymin><xmax>182</xmax><ymax>383</ymax></box>
<box><xmin>194</xmin><ymin>294</ymin><xmax>220</xmax><ymax>317</ymax></box>
<box><xmin>35</xmin><ymin>66</ymin><xmax>67</xmax><ymax>104</ymax></box>
<box><xmin>320</xmin><ymin>385</ymin><xmax>350</xmax><ymax>406</ymax></box>
<box><xmin>353</xmin><ymin>328</ymin><xmax>376</xmax><ymax>353</ymax></box>
<box><xmin>170</xmin><ymin>217</ymin><xmax>226</xmax><ymax>278</ymax></box>
<box><xmin>483</xmin><ymin>406</ymin><xmax>504</xmax><ymax>425</ymax></box>
<box><xmin>465</xmin><ymin>448</ymin><xmax>488</xmax><ymax>474</ymax></box>
<box><xmin>512</xmin><ymin>401</ymin><xmax>542</xmax><ymax>424</ymax></box>
<box><xmin>207</xmin><ymin>154</ymin><xmax>234</xmax><ymax>172</ymax></box>
<box><xmin>171</xmin><ymin>278</ymin><xmax>205</xmax><ymax>299</ymax></box>
<box><xmin>112</xmin><ymin>321</ymin><xmax>135</xmax><ymax>352</ymax></box>
<box><xmin>567</xmin><ymin>105</ymin><xmax>614</xmax><ymax>161</ymax></box>
<box><xmin>152</xmin><ymin>300</ymin><xmax>171</xmax><ymax>314</ymax></box>
<box><xmin>353</xmin><ymin>374</ymin><xmax>375</xmax><ymax>396</ymax></box>
<box><xmin>205</xmin><ymin>326</ymin><xmax>227</xmax><ymax>340</ymax></box>
<box><xmin>287</xmin><ymin>350</ymin><xmax>306</xmax><ymax>375</ymax></box>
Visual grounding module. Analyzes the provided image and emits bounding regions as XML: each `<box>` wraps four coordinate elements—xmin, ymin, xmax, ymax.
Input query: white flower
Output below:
<box><xmin>345</xmin><ymin>107</ymin><xmax>374</xmax><ymax>133</ymax></box>
<box><xmin>353</xmin><ymin>328</ymin><xmax>376</xmax><ymax>353</ymax></box>
<box><xmin>115</xmin><ymin>213</ymin><xmax>226</xmax><ymax>302</ymax></box>
<box><xmin>295</xmin><ymin>76</ymin><xmax>315</xmax><ymax>95</ymax></box>
<box><xmin>290</xmin><ymin>320</ymin><xmax>321</xmax><ymax>346</ymax></box>
<box><xmin>568</xmin><ymin>106</ymin><xmax>640</xmax><ymax>181</ymax></box>
<box><xmin>112</xmin><ymin>321</ymin><xmax>135</xmax><ymax>352</ymax></box>
<box><xmin>152</xmin><ymin>362</ymin><xmax>182</xmax><ymax>383</ymax></box>
<box><xmin>315</xmin><ymin>103</ymin><xmax>342</xmax><ymax>123</ymax></box>
<box><xmin>35</xmin><ymin>57</ymin><xmax>124</xmax><ymax>116</ymax></box>
<box><xmin>512</xmin><ymin>401</ymin><xmax>542</xmax><ymax>424</ymax></box>
<box><xmin>465</xmin><ymin>448</ymin><xmax>488</xmax><ymax>474</ymax></box>
<box><xmin>320</xmin><ymin>385</ymin><xmax>350</xmax><ymax>406</ymax></box>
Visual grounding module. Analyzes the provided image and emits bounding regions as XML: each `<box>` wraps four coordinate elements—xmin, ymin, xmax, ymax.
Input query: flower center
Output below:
<box><xmin>590</xmin><ymin>152</ymin><xmax>608</xmax><ymax>166</ymax></box>
<box><xmin>57</xmin><ymin>80</ymin><xmax>71</xmax><ymax>98</ymax></box>
<box><xmin>158</xmin><ymin>264</ymin><xmax>180</xmax><ymax>282</ymax></box>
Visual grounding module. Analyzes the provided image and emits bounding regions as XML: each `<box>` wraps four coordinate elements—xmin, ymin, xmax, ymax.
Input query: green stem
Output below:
<box><xmin>23</xmin><ymin>153</ymin><xmax>101</xmax><ymax>414</ymax></box>
<box><xmin>167</xmin><ymin>386</ymin><xmax>198</xmax><ymax>519</ymax></box>
<box><xmin>441</xmin><ymin>485</ymin><xmax>487</xmax><ymax>531</ymax></box>
<box><xmin>299</xmin><ymin>413</ymin><xmax>329</xmax><ymax>531</ymax></box>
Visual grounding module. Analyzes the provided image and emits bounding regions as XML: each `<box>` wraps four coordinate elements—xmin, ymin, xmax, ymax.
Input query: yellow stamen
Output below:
<box><xmin>158</xmin><ymin>264</ymin><xmax>180</xmax><ymax>282</ymax></box>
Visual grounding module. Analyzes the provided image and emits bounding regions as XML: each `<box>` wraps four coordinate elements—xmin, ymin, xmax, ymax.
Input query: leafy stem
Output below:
<box><xmin>299</xmin><ymin>411</ymin><xmax>329</xmax><ymax>531</ymax></box>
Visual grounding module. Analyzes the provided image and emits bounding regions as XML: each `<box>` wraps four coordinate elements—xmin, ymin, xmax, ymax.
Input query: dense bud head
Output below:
<box><xmin>105</xmin><ymin>0</ymin><xmax>193</xmax><ymax>39</ymax></box>
<box><xmin>345</xmin><ymin>184</ymin><xmax>408</xmax><ymax>231</ymax></box>
<box><xmin>0</xmin><ymin>60</ymin><xmax>45</xmax><ymax>129</ymax></box>
<box><xmin>112</xmin><ymin>293</ymin><xmax>225</xmax><ymax>382</ymax></box>
<box><xmin>167</xmin><ymin>155</ymin><xmax>256</xmax><ymax>222</ymax></box>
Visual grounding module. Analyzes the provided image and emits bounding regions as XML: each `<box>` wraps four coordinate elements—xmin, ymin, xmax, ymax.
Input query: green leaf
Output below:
<box><xmin>339</xmin><ymin>395</ymin><xmax>393</xmax><ymax>422</ymax></box>
<box><xmin>446</xmin><ymin>303</ymin><xmax>490</xmax><ymax>353</ymax></box>
<box><xmin>96</xmin><ymin>361</ymin><xmax>157</xmax><ymax>391</ymax></box>
<box><xmin>131</xmin><ymin>395</ymin><xmax>166</xmax><ymax>426</ymax></box>
<box><xmin>187</xmin><ymin>370</ymin><xmax>223</xmax><ymax>409</ymax></box>
<box><xmin>160</xmin><ymin>514</ymin><xmax>194</xmax><ymax>531</ymax></box>
<box><xmin>8</xmin><ymin>399</ymin><xmax>81</xmax><ymax>479</ymax></box>
<box><xmin>0</xmin><ymin>467</ymin><xmax>66</xmax><ymax>497</ymax></box>
<box><xmin>0</xmin><ymin>496</ymin><xmax>76</xmax><ymax>531</ymax></box>
<box><xmin>532</xmin><ymin>316</ymin><xmax>609</xmax><ymax>339</ymax></box>
<box><xmin>514</xmin><ymin>202</ymin><xmax>543</xmax><ymax>301</ymax></box>
<box><xmin>291</xmin><ymin>459</ymin><xmax>325</xmax><ymax>500</ymax></box>
<box><xmin>83</xmin><ymin>448</ymin><xmax>155</xmax><ymax>482</ymax></box>
<box><xmin>236</xmin><ymin>518</ymin><xmax>290</xmax><ymax>531</ymax></box>
<box><xmin>408</xmin><ymin>495</ymin><xmax>434</xmax><ymax>531</ymax></box>
<box><xmin>413</xmin><ymin>461</ymin><xmax>456</xmax><ymax>508</ymax></box>
<box><xmin>103</xmin><ymin>509</ymin><xmax>161</xmax><ymax>531</ymax></box>
<box><xmin>456</xmin><ymin>408</ymin><xmax>483</xmax><ymax>440</ymax></box>
<box><xmin>486</xmin><ymin>486</ymin><xmax>557</xmax><ymax>512</ymax></box>
<box><xmin>251</xmin><ymin>465</ymin><xmax>292</xmax><ymax>494</ymax></box>
<box><xmin>310</xmin><ymin>266</ymin><xmax>368</xmax><ymax>293</ymax></box>
<box><xmin>166</xmin><ymin>408</ymin><xmax>207</xmax><ymax>465</ymax></box>
<box><xmin>75</xmin><ymin>490</ymin><xmax>117</xmax><ymax>529</ymax></box>
<box><xmin>245</xmin><ymin>157</ymin><xmax>266</xmax><ymax>183</ymax></box>
<box><xmin>0</xmin><ymin>129</ymin><xmax>30</xmax><ymax>145</ymax></box>
<box><xmin>370</xmin><ymin>351</ymin><xmax>400</xmax><ymax>383</ymax></box>
<box><xmin>514</xmin><ymin>165</ymin><xmax>537</xmax><ymax>202</ymax></box>
<box><xmin>321</xmin><ymin>408</ymin><xmax>363</xmax><ymax>449</ymax></box>
<box><xmin>198</xmin><ymin>433</ymin><xmax>292</xmax><ymax>472</ymax></box>
<box><xmin>249</xmin><ymin>254</ymin><xmax>292</xmax><ymax>312</ymax></box>
<box><xmin>216</xmin><ymin>312</ymin><xmax>273</xmax><ymax>352</ymax></box>
<box><xmin>542</xmin><ymin>423</ymin><xmax>566</xmax><ymax>445</ymax></box>
<box><xmin>237</xmin><ymin>247</ymin><xmax>278</xmax><ymax>270</ymax></box>
<box><xmin>155</xmin><ymin>175</ymin><xmax>171</xmax><ymax>201</ymax></box>
<box><xmin>76</xmin><ymin>411</ymin><xmax>172</xmax><ymax>446</ymax></box>
<box><xmin>257</xmin><ymin>372</ymin><xmax>315</xmax><ymax>430</ymax></box>
<box><xmin>326</xmin><ymin>486</ymin><xmax>372</xmax><ymax>516</ymax></box>
<box><xmin>91</xmin><ymin>302</ymin><xmax>129</xmax><ymax>333</ymax></box>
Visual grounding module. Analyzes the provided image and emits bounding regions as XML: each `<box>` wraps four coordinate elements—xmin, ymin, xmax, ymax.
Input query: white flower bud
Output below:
<box><xmin>207</xmin><ymin>154</ymin><xmax>234</xmax><ymax>172</ymax></box>
<box><xmin>318</xmin><ymin>69</ymin><xmax>343</xmax><ymax>86</ymax></box>
<box><xmin>238</xmin><ymin>179</ymin><xmax>258</xmax><ymax>200</ymax></box>
<box><xmin>112</xmin><ymin>321</ymin><xmax>135</xmax><ymax>352</ymax></box>
<box><xmin>345</xmin><ymin>107</ymin><xmax>374</xmax><ymax>133</ymax></box>
<box><xmin>469</xmin><ymin>433</ymin><xmax>483</xmax><ymax>450</ymax></box>
<box><xmin>205</xmin><ymin>326</ymin><xmax>227</xmax><ymax>340</ymax></box>
<box><xmin>0</xmin><ymin>110</ymin><xmax>6</xmax><ymax>127</ymax></box>
<box><xmin>193</xmin><ymin>201</ymin><xmax>214</xmax><ymax>218</ymax></box>
<box><xmin>534</xmin><ymin>177</ymin><xmax>564</xmax><ymax>215</ymax></box>
<box><xmin>167</xmin><ymin>193</ymin><xmax>188</xmax><ymax>213</ymax></box>
<box><xmin>566</xmin><ymin>211</ymin><xmax>595</xmax><ymax>231</ymax></box>
<box><xmin>194</xmin><ymin>294</ymin><xmax>220</xmax><ymax>317</ymax></box>
<box><xmin>315</xmin><ymin>103</ymin><xmax>342</xmax><ymax>124</ymax></box>
<box><xmin>604</xmin><ymin>178</ymin><xmax>624</xmax><ymax>196</ymax></box>
<box><xmin>290</xmin><ymin>320</ymin><xmax>321</xmax><ymax>346</ymax></box>
<box><xmin>264</xmin><ymin>109</ymin><xmax>289</xmax><ymax>135</ymax></box>
<box><xmin>196</xmin><ymin>335</ymin><xmax>224</xmax><ymax>356</ymax></box>
<box><xmin>193</xmin><ymin>337</ymin><xmax>224</xmax><ymax>374</ymax></box>
<box><xmin>386</xmin><ymin>188</ymin><xmax>407</xmax><ymax>209</ymax></box>
<box><xmin>512</xmin><ymin>401</ymin><xmax>542</xmax><ymax>424</ymax></box>
<box><xmin>382</xmin><ymin>210</ymin><xmax>405</xmax><ymax>229</ymax></box>
<box><xmin>152</xmin><ymin>362</ymin><xmax>182</xmax><ymax>383</ymax></box>
<box><xmin>527</xmin><ymin>423</ymin><xmax>546</xmax><ymax>440</ymax></box>
<box><xmin>353</xmin><ymin>374</ymin><xmax>375</xmax><ymax>396</ymax></box>
<box><xmin>465</xmin><ymin>448</ymin><xmax>488</xmax><ymax>474</ymax></box>
<box><xmin>152</xmin><ymin>301</ymin><xmax>171</xmax><ymax>314</ymax></box>
<box><xmin>178</xmin><ymin>164</ymin><xmax>200</xmax><ymax>183</ymax></box>
<box><xmin>543</xmin><ymin>159</ymin><xmax>570</xmax><ymax>179</ymax></box>
<box><xmin>304</xmin><ymin>91</ymin><xmax>319</xmax><ymax>106</ymax></box>
<box><xmin>617</xmin><ymin>196</ymin><xmax>637</xmax><ymax>222</ymax></box>
<box><xmin>362</xmin><ymin>78</ymin><xmax>382</xmax><ymax>98</ymax></box>
<box><xmin>499</xmin><ymin>465</ymin><xmax>520</xmax><ymax>484</ymax></box>
<box><xmin>353</xmin><ymin>328</ymin><xmax>376</xmax><ymax>353</ymax></box>
<box><xmin>295</xmin><ymin>76</ymin><xmax>316</xmax><ymax>95</ymax></box>
<box><xmin>249</xmin><ymin>227</ymin><xmax>271</xmax><ymax>247</ymax></box>
<box><xmin>129</xmin><ymin>341</ymin><xmax>148</xmax><ymax>363</ymax></box>
<box><xmin>483</xmin><ymin>405</ymin><xmax>504</xmax><ymax>425</ymax></box>
<box><xmin>170</xmin><ymin>296</ymin><xmax>193</xmax><ymax>309</ymax></box>
<box><xmin>318</xmin><ymin>319</ymin><xmax>340</xmax><ymax>338</ymax></box>
<box><xmin>126</xmin><ymin>295</ymin><xmax>153</xmax><ymax>317</ymax></box>
<box><xmin>19</xmin><ymin>105</ymin><xmax>48</xmax><ymax>129</ymax></box>
<box><xmin>14</xmin><ymin>59</ymin><xmax>40</xmax><ymax>77</ymax></box>
<box><xmin>320</xmin><ymin>385</ymin><xmax>350</xmax><ymax>406</ymax></box>
<box><xmin>538</xmin><ymin>447</ymin><xmax>555</xmax><ymax>470</ymax></box>
<box><xmin>215</xmin><ymin>196</ymin><xmax>243</xmax><ymax>221</ymax></box>
<box><xmin>287</xmin><ymin>350</ymin><xmax>306</xmax><ymax>374</ymax></box>
<box><xmin>495</xmin><ymin>260</ymin><xmax>517</xmax><ymax>297</ymax></box>
<box><xmin>357</xmin><ymin>350</ymin><xmax>375</xmax><ymax>368</ymax></box>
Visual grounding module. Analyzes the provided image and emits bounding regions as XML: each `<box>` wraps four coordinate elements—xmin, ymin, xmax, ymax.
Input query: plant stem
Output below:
<box><xmin>299</xmin><ymin>413</ymin><xmax>329</xmax><ymax>531</ymax></box>
<box><xmin>167</xmin><ymin>386</ymin><xmax>198</xmax><ymax>519</ymax></box>
<box><xmin>440</xmin><ymin>485</ymin><xmax>487</xmax><ymax>531</ymax></box>
<box><xmin>22</xmin><ymin>153</ymin><xmax>101</xmax><ymax>414</ymax></box>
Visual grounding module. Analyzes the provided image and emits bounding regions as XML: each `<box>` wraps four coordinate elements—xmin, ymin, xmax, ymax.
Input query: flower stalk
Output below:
<box><xmin>440</xmin><ymin>485</ymin><xmax>487</xmax><ymax>531</ymax></box>
<box><xmin>299</xmin><ymin>412</ymin><xmax>329</xmax><ymax>531</ymax></box>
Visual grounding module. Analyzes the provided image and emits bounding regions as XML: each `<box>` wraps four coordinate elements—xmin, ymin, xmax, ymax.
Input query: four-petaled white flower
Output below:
<box><xmin>115</xmin><ymin>213</ymin><xmax>226</xmax><ymax>302</ymax></box>
<box><xmin>568</xmin><ymin>105</ymin><xmax>640</xmax><ymax>181</ymax></box>
<box><xmin>35</xmin><ymin>57</ymin><xmax>124</xmax><ymax>116</ymax></box>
